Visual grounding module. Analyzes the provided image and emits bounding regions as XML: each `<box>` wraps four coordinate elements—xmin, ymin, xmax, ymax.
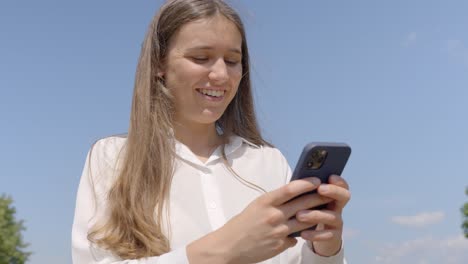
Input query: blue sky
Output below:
<box><xmin>1</xmin><ymin>0</ymin><xmax>468</xmax><ymax>263</ymax></box>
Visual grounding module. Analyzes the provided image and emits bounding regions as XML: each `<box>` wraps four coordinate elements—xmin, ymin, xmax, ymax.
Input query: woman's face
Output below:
<box><xmin>162</xmin><ymin>14</ymin><xmax>243</xmax><ymax>126</ymax></box>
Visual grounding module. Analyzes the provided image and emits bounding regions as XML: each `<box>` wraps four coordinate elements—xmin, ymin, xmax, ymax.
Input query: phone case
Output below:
<box><xmin>288</xmin><ymin>142</ymin><xmax>351</xmax><ymax>237</ymax></box>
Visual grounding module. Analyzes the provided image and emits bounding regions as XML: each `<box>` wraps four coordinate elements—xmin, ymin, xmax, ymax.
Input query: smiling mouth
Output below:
<box><xmin>196</xmin><ymin>88</ymin><xmax>226</xmax><ymax>98</ymax></box>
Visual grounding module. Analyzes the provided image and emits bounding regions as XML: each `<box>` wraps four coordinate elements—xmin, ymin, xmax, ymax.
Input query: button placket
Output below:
<box><xmin>209</xmin><ymin>202</ymin><xmax>217</xmax><ymax>209</ymax></box>
<box><xmin>199</xmin><ymin>165</ymin><xmax>226</xmax><ymax>230</ymax></box>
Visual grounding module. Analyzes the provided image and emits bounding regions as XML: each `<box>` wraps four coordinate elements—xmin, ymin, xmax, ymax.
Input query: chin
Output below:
<box><xmin>196</xmin><ymin>116</ymin><xmax>222</xmax><ymax>125</ymax></box>
<box><xmin>196</xmin><ymin>111</ymin><xmax>224</xmax><ymax>124</ymax></box>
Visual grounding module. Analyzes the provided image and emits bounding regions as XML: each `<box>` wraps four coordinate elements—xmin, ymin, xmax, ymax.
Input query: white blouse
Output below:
<box><xmin>72</xmin><ymin>135</ymin><xmax>346</xmax><ymax>264</ymax></box>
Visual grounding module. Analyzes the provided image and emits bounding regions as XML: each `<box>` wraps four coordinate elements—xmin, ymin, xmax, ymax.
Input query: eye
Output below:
<box><xmin>191</xmin><ymin>57</ymin><xmax>209</xmax><ymax>63</ymax></box>
<box><xmin>224</xmin><ymin>58</ymin><xmax>240</xmax><ymax>66</ymax></box>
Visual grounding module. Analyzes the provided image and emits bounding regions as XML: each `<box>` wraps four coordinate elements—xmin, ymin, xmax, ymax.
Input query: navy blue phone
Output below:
<box><xmin>288</xmin><ymin>142</ymin><xmax>351</xmax><ymax>237</ymax></box>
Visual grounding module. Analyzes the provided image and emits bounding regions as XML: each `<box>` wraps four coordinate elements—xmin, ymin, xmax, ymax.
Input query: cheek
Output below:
<box><xmin>166</xmin><ymin>64</ymin><xmax>207</xmax><ymax>98</ymax></box>
<box><xmin>169</xmin><ymin>63</ymin><xmax>204</xmax><ymax>83</ymax></box>
<box><xmin>228</xmin><ymin>69</ymin><xmax>242</xmax><ymax>98</ymax></box>
<box><xmin>230</xmin><ymin>67</ymin><xmax>243</xmax><ymax>84</ymax></box>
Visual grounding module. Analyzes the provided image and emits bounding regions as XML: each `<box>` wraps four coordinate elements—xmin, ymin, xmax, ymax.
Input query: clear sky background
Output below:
<box><xmin>1</xmin><ymin>0</ymin><xmax>468</xmax><ymax>263</ymax></box>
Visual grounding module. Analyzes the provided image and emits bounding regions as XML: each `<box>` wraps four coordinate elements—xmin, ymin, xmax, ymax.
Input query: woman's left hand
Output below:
<box><xmin>295</xmin><ymin>175</ymin><xmax>351</xmax><ymax>256</ymax></box>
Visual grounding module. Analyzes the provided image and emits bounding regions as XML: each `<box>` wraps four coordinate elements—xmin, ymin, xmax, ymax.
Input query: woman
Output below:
<box><xmin>72</xmin><ymin>0</ymin><xmax>350</xmax><ymax>263</ymax></box>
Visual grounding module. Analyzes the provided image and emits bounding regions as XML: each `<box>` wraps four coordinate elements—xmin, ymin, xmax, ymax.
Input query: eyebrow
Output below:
<box><xmin>186</xmin><ymin>46</ymin><xmax>242</xmax><ymax>55</ymax></box>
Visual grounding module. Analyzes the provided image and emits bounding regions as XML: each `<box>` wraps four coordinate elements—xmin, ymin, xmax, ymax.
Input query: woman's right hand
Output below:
<box><xmin>187</xmin><ymin>177</ymin><xmax>331</xmax><ymax>264</ymax></box>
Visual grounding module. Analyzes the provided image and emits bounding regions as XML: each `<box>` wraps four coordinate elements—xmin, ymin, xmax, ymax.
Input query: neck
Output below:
<box><xmin>173</xmin><ymin>118</ymin><xmax>222</xmax><ymax>159</ymax></box>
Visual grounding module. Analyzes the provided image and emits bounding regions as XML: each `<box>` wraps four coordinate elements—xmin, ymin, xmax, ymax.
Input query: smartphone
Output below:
<box><xmin>288</xmin><ymin>142</ymin><xmax>351</xmax><ymax>237</ymax></box>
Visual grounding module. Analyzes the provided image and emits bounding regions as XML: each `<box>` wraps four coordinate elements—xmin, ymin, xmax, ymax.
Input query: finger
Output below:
<box><xmin>328</xmin><ymin>175</ymin><xmax>349</xmax><ymax>190</ymax></box>
<box><xmin>301</xmin><ymin>229</ymin><xmax>341</xmax><ymax>242</ymax></box>
<box><xmin>317</xmin><ymin>184</ymin><xmax>351</xmax><ymax>212</ymax></box>
<box><xmin>280</xmin><ymin>193</ymin><xmax>333</xmax><ymax>218</ymax></box>
<box><xmin>285</xmin><ymin>210</ymin><xmax>343</xmax><ymax>237</ymax></box>
<box><xmin>279</xmin><ymin>237</ymin><xmax>298</xmax><ymax>251</ymax></box>
<box><xmin>263</xmin><ymin>177</ymin><xmax>321</xmax><ymax>206</ymax></box>
<box><xmin>295</xmin><ymin>210</ymin><xmax>343</xmax><ymax>229</ymax></box>
<box><xmin>285</xmin><ymin>216</ymin><xmax>318</xmax><ymax>236</ymax></box>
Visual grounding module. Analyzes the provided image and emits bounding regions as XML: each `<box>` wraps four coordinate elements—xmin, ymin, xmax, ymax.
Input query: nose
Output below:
<box><xmin>208</xmin><ymin>58</ymin><xmax>229</xmax><ymax>84</ymax></box>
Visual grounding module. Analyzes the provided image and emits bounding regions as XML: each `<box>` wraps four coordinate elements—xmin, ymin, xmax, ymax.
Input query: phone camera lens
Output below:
<box><xmin>308</xmin><ymin>149</ymin><xmax>328</xmax><ymax>170</ymax></box>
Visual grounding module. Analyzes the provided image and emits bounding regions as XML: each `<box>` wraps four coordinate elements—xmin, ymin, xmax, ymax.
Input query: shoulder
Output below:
<box><xmin>240</xmin><ymin>137</ymin><xmax>287</xmax><ymax>163</ymax></box>
<box><xmin>90</xmin><ymin>135</ymin><xmax>127</xmax><ymax>164</ymax></box>
<box><xmin>235</xmin><ymin>136</ymin><xmax>291</xmax><ymax>175</ymax></box>
<box><xmin>233</xmin><ymin>137</ymin><xmax>292</xmax><ymax>189</ymax></box>
<box><xmin>86</xmin><ymin>135</ymin><xmax>127</xmax><ymax>189</ymax></box>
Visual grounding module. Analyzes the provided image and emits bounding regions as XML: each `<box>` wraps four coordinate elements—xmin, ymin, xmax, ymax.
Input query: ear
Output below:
<box><xmin>157</xmin><ymin>58</ymin><xmax>166</xmax><ymax>78</ymax></box>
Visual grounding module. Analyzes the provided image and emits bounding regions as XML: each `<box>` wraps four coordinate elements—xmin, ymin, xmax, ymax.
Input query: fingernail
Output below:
<box><xmin>297</xmin><ymin>210</ymin><xmax>307</xmax><ymax>220</ymax></box>
<box><xmin>320</xmin><ymin>184</ymin><xmax>329</xmax><ymax>192</ymax></box>
<box><xmin>330</xmin><ymin>175</ymin><xmax>340</xmax><ymax>182</ymax></box>
<box><xmin>312</xmin><ymin>178</ymin><xmax>321</xmax><ymax>186</ymax></box>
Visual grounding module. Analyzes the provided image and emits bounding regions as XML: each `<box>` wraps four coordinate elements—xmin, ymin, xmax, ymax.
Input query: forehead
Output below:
<box><xmin>168</xmin><ymin>14</ymin><xmax>242</xmax><ymax>51</ymax></box>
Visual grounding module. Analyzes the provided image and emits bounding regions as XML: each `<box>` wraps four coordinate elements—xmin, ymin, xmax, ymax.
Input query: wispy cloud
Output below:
<box><xmin>391</xmin><ymin>211</ymin><xmax>444</xmax><ymax>228</ymax></box>
<box><xmin>402</xmin><ymin>32</ymin><xmax>417</xmax><ymax>47</ymax></box>
<box><xmin>375</xmin><ymin>235</ymin><xmax>468</xmax><ymax>264</ymax></box>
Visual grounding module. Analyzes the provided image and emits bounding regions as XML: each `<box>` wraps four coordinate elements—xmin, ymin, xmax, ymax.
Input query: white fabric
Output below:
<box><xmin>71</xmin><ymin>135</ymin><xmax>346</xmax><ymax>264</ymax></box>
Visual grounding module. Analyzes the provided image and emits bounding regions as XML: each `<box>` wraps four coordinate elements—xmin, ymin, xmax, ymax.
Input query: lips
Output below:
<box><xmin>195</xmin><ymin>88</ymin><xmax>228</xmax><ymax>103</ymax></box>
<box><xmin>196</xmin><ymin>88</ymin><xmax>225</xmax><ymax>98</ymax></box>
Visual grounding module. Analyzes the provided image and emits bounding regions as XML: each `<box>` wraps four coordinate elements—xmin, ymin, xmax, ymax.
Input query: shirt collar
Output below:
<box><xmin>174</xmin><ymin>135</ymin><xmax>260</xmax><ymax>167</ymax></box>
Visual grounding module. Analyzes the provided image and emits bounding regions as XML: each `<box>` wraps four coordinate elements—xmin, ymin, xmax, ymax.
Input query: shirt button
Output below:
<box><xmin>209</xmin><ymin>202</ymin><xmax>217</xmax><ymax>209</ymax></box>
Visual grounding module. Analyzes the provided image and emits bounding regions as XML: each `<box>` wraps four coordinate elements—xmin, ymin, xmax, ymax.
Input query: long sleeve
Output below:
<box><xmin>71</xmin><ymin>138</ymin><xmax>191</xmax><ymax>264</ymax></box>
<box><xmin>72</xmin><ymin>136</ymin><xmax>348</xmax><ymax>264</ymax></box>
<box><xmin>291</xmin><ymin>239</ymin><xmax>346</xmax><ymax>264</ymax></box>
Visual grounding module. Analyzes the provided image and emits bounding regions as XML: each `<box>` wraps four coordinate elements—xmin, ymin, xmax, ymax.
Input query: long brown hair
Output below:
<box><xmin>88</xmin><ymin>0</ymin><xmax>270</xmax><ymax>259</ymax></box>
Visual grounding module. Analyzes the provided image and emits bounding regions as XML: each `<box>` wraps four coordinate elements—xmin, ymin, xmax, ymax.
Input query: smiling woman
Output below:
<box><xmin>163</xmin><ymin>14</ymin><xmax>243</xmax><ymax>130</ymax></box>
<box><xmin>71</xmin><ymin>0</ymin><xmax>350</xmax><ymax>263</ymax></box>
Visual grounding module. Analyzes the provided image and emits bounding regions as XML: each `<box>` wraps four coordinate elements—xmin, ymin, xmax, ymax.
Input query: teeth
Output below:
<box><xmin>200</xmin><ymin>89</ymin><xmax>224</xmax><ymax>97</ymax></box>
